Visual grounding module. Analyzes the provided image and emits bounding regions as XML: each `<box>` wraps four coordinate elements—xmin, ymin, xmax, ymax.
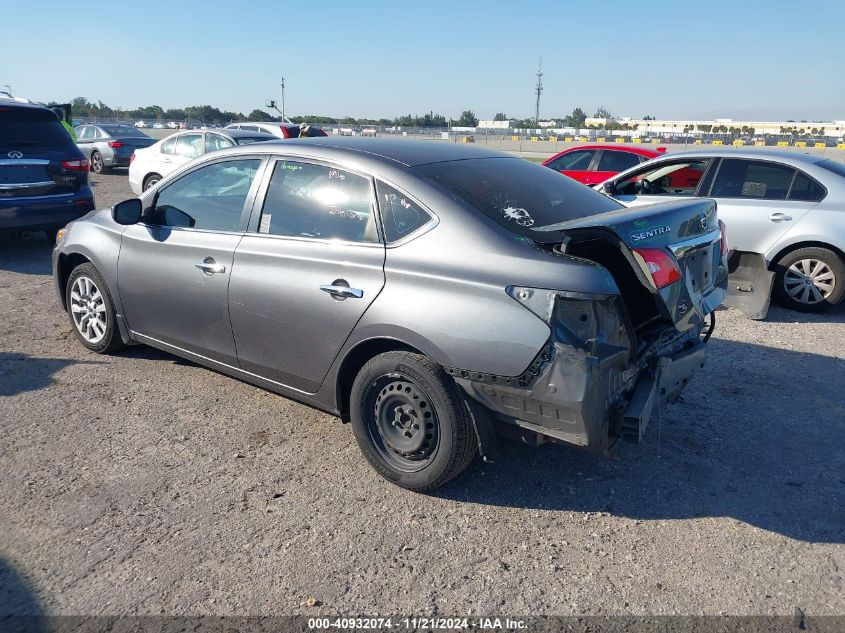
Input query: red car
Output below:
<box><xmin>542</xmin><ymin>144</ymin><xmax>667</xmax><ymax>185</ymax></box>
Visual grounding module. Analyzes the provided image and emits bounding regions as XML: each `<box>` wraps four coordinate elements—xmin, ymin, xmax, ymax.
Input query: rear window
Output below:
<box><xmin>100</xmin><ymin>125</ymin><xmax>148</xmax><ymax>138</ymax></box>
<box><xmin>416</xmin><ymin>157</ymin><xmax>621</xmax><ymax>238</ymax></box>
<box><xmin>236</xmin><ymin>136</ymin><xmax>274</xmax><ymax>145</ymax></box>
<box><xmin>817</xmin><ymin>159</ymin><xmax>845</xmax><ymax>179</ymax></box>
<box><xmin>0</xmin><ymin>107</ymin><xmax>73</xmax><ymax>151</ymax></box>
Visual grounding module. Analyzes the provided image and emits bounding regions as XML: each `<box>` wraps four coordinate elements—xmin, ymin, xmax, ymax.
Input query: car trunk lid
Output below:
<box><xmin>543</xmin><ymin>198</ymin><xmax>728</xmax><ymax>331</ymax></box>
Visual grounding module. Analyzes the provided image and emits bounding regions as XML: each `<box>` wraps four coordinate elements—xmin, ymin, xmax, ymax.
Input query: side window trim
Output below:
<box><xmin>142</xmin><ymin>155</ymin><xmax>268</xmax><ymax>234</ymax></box>
<box><xmin>695</xmin><ymin>158</ymin><xmax>719</xmax><ymax>196</ymax></box>
<box><xmin>587</xmin><ymin>150</ymin><xmax>602</xmax><ymax>171</ymax></box>
<box><xmin>786</xmin><ymin>168</ymin><xmax>827</xmax><ymax>202</ymax></box>
<box><xmin>245</xmin><ymin>156</ymin><xmax>384</xmax><ymax>246</ymax></box>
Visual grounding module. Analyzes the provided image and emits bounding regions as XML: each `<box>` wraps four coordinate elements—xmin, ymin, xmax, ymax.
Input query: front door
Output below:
<box><xmin>229</xmin><ymin>158</ymin><xmax>386</xmax><ymax>393</ymax></box>
<box><xmin>609</xmin><ymin>158</ymin><xmax>713</xmax><ymax>207</ymax></box>
<box><xmin>118</xmin><ymin>157</ymin><xmax>264</xmax><ymax>365</ymax></box>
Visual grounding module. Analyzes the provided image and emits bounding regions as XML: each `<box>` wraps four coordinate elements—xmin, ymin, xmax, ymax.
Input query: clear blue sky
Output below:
<box><xmin>2</xmin><ymin>0</ymin><xmax>842</xmax><ymax>121</ymax></box>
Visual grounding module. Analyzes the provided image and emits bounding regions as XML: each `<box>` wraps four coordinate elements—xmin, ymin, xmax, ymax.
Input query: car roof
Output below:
<box><xmin>656</xmin><ymin>148</ymin><xmax>827</xmax><ymax>166</ymax></box>
<box><xmin>213</xmin><ymin>128</ymin><xmax>274</xmax><ymax>139</ymax></box>
<box><xmin>216</xmin><ymin>136</ymin><xmax>509</xmax><ymax>167</ymax></box>
<box><xmin>0</xmin><ymin>99</ymin><xmax>56</xmax><ymax>114</ymax></box>
<box><xmin>560</xmin><ymin>143</ymin><xmax>664</xmax><ymax>156</ymax></box>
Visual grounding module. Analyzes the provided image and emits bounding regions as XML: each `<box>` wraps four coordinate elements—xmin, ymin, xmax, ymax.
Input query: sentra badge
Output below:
<box><xmin>630</xmin><ymin>225</ymin><xmax>671</xmax><ymax>242</ymax></box>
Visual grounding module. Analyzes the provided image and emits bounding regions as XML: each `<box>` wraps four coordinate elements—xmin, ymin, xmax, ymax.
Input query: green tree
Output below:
<box><xmin>247</xmin><ymin>109</ymin><xmax>275</xmax><ymax>122</ymax></box>
<box><xmin>457</xmin><ymin>110</ymin><xmax>478</xmax><ymax>127</ymax></box>
<box><xmin>563</xmin><ymin>107</ymin><xmax>587</xmax><ymax>128</ymax></box>
<box><xmin>593</xmin><ymin>106</ymin><xmax>612</xmax><ymax>118</ymax></box>
<box><xmin>493</xmin><ymin>112</ymin><xmax>508</xmax><ymax>121</ymax></box>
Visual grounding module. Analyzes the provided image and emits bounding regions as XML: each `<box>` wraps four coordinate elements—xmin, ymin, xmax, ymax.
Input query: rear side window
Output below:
<box><xmin>376</xmin><ymin>181</ymin><xmax>432</xmax><ymax>242</ymax></box>
<box><xmin>161</xmin><ymin>137</ymin><xmax>177</xmax><ymax>155</ymax></box>
<box><xmin>597</xmin><ymin>150</ymin><xmax>641</xmax><ymax>172</ymax></box>
<box><xmin>789</xmin><ymin>172</ymin><xmax>825</xmax><ymax>202</ymax></box>
<box><xmin>416</xmin><ymin>157</ymin><xmax>621</xmax><ymax>239</ymax></box>
<box><xmin>151</xmin><ymin>159</ymin><xmax>261</xmax><ymax>231</ymax></box>
<box><xmin>711</xmin><ymin>159</ymin><xmax>794</xmax><ymax>200</ymax></box>
<box><xmin>259</xmin><ymin>160</ymin><xmax>378</xmax><ymax>243</ymax></box>
<box><xmin>205</xmin><ymin>133</ymin><xmax>235</xmax><ymax>152</ymax></box>
<box><xmin>0</xmin><ymin>107</ymin><xmax>73</xmax><ymax>151</ymax></box>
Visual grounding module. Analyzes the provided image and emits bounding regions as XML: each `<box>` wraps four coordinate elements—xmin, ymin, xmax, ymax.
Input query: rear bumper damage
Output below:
<box><xmin>454</xmin><ymin>293</ymin><xmax>709</xmax><ymax>456</ymax></box>
<box><xmin>723</xmin><ymin>251</ymin><xmax>774</xmax><ymax>320</ymax></box>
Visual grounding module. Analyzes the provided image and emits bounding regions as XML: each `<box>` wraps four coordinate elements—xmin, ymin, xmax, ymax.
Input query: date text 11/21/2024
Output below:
<box><xmin>307</xmin><ymin>617</ymin><xmax>527</xmax><ymax>630</ymax></box>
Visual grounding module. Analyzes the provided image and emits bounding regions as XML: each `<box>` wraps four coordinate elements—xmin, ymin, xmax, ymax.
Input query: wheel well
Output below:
<box><xmin>57</xmin><ymin>253</ymin><xmax>92</xmax><ymax>310</ymax></box>
<box><xmin>768</xmin><ymin>241</ymin><xmax>845</xmax><ymax>270</ymax></box>
<box><xmin>335</xmin><ymin>338</ymin><xmax>422</xmax><ymax>421</ymax></box>
<box><xmin>143</xmin><ymin>173</ymin><xmax>161</xmax><ymax>188</ymax></box>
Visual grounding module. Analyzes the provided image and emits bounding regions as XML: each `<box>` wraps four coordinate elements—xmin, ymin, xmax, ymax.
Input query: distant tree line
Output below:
<box><xmin>62</xmin><ymin>97</ymin><xmax>485</xmax><ymax>128</ymax></box>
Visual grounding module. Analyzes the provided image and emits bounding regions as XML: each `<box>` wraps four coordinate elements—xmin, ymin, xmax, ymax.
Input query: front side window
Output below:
<box><xmin>710</xmin><ymin>159</ymin><xmax>795</xmax><ymax>200</ymax></box>
<box><xmin>616</xmin><ymin>160</ymin><xmax>710</xmax><ymax>196</ymax></box>
<box><xmin>258</xmin><ymin>160</ymin><xmax>378</xmax><ymax>243</ymax></box>
<box><xmin>150</xmin><ymin>159</ymin><xmax>261</xmax><ymax>231</ymax></box>
<box><xmin>175</xmin><ymin>133</ymin><xmax>202</xmax><ymax>159</ymax></box>
<box><xmin>547</xmin><ymin>149</ymin><xmax>596</xmax><ymax>171</ymax></box>
<box><xmin>596</xmin><ymin>150</ymin><xmax>641</xmax><ymax>172</ymax></box>
<box><xmin>376</xmin><ymin>181</ymin><xmax>432</xmax><ymax>242</ymax></box>
<box><xmin>206</xmin><ymin>133</ymin><xmax>235</xmax><ymax>152</ymax></box>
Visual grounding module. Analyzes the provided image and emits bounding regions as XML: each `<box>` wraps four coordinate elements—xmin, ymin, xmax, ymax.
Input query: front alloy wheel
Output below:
<box><xmin>66</xmin><ymin>262</ymin><xmax>124</xmax><ymax>353</ymax></box>
<box><xmin>90</xmin><ymin>151</ymin><xmax>105</xmax><ymax>174</ymax></box>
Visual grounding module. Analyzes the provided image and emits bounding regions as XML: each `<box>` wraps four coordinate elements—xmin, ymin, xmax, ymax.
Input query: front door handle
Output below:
<box><xmin>195</xmin><ymin>257</ymin><xmax>226</xmax><ymax>275</ymax></box>
<box><xmin>769</xmin><ymin>212</ymin><xmax>793</xmax><ymax>222</ymax></box>
<box><xmin>320</xmin><ymin>283</ymin><xmax>364</xmax><ymax>299</ymax></box>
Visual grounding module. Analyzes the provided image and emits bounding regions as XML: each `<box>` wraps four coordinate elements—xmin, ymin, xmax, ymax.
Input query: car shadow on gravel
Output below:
<box><xmin>438</xmin><ymin>338</ymin><xmax>845</xmax><ymax>544</ymax></box>
<box><xmin>0</xmin><ymin>235</ymin><xmax>52</xmax><ymax>275</ymax></box>
<box><xmin>763</xmin><ymin>303</ymin><xmax>845</xmax><ymax>324</ymax></box>
<box><xmin>0</xmin><ymin>352</ymin><xmax>102</xmax><ymax>397</ymax></box>
<box><xmin>0</xmin><ymin>557</ymin><xmax>43</xmax><ymax>618</ymax></box>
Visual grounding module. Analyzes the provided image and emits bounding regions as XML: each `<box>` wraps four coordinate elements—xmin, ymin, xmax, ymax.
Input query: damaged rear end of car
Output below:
<box><xmin>419</xmin><ymin>157</ymin><xmax>728</xmax><ymax>454</ymax></box>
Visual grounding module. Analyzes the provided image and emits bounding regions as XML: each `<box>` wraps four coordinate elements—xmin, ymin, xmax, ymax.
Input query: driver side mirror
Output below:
<box><xmin>601</xmin><ymin>181</ymin><xmax>616</xmax><ymax>195</ymax></box>
<box><xmin>112</xmin><ymin>198</ymin><xmax>142</xmax><ymax>225</ymax></box>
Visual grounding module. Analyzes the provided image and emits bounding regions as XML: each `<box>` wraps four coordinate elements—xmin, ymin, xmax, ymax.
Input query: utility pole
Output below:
<box><xmin>534</xmin><ymin>58</ymin><xmax>543</xmax><ymax>127</ymax></box>
<box><xmin>280</xmin><ymin>77</ymin><xmax>285</xmax><ymax>121</ymax></box>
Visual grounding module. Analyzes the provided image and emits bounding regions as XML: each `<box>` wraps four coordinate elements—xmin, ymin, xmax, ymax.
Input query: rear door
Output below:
<box><xmin>118</xmin><ymin>157</ymin><xmax>264</xmax><ymax>365</ymax></box>
<box><xmin>229</xmin><ymin>157</ymin><xmax>385</xmax><ymax>393</ymax></box>
<box><xmin>704</xmin><ymin>158</ymin><xmax>819</xmax><ymax>255</ymax></box>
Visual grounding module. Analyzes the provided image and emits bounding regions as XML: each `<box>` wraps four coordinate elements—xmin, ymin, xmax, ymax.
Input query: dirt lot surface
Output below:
<box><xmin>1</xmin><ymin>172</ymin><xmax>843</xmax><ymax>617</ymax></box>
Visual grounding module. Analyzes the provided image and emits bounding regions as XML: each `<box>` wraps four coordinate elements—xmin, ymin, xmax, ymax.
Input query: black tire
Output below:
<box><xmin>142</xmin><ymin>173</ymin><xmax>162</xmax><ymax>191</ymax></box>
<box><xmin>90</xmin><ymin>150</ymin><xmax>108</xmax><ymax>174</ymax></box>
<box><xmin>772</xmin><ymin>246</ymin><xmax>845</xmax><ymax>313</ymax></box>
<box><xmin>349</xmin><ymin>351</ymin><xmax>477</xmax><ymax>492</ymax></box>
<box><xmin>65</xmin><ymin>262</ymin><xmax>124</xmax><ymax>353</ymax></box>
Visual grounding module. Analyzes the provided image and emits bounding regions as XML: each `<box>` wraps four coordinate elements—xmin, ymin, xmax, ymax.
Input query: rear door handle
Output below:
<box><xmin>195</xmin><ymin>257</ymin><xmax>225</xmax><ymax>274</ymax></box>
<box><xmin>320</xmin><ymin>284</ymin><xmax>363</xmax><ymax>299</ymax></box>
<box><xmin>769</xmin><ymin>212</ymin><xmax>793</xmax><ymax>222</ymax></box>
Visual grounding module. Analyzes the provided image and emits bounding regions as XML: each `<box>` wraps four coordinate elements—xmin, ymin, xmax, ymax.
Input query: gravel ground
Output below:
<box><xmin>1</xmin><ymin>171</ymin><xmax>843</xmax><ymax>618</ymax></box>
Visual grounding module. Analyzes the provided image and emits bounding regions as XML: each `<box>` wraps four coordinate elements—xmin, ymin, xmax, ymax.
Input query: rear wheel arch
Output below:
<box><xmin>768</xmin><ymin>240</ymin><xmax>845</xmax><ymax>271</ymax></box>
<box><xmin>58</xmin><ymin>252</ymin><xmax>92</xmax><ymax>310</ymax></box>
<box><xmin>142</xmin><ymin>172</ymin><xmax>162</xmax><ymax>191</ymax></box>
<box><xmin>335</xmin><ymin>338</ymin><xmax>424</xmax><ymax>421</ymax></box>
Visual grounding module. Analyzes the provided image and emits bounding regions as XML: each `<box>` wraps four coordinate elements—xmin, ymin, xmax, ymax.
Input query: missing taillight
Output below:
<box><xmin>61</xmin><ymin>158</ymin><xmax>90</xmax><ymax>172</ymax></box>
<box><xmin>632</xmin><ymin>247</ymin><xmax>682</xmax><ymax>289</ymax></box>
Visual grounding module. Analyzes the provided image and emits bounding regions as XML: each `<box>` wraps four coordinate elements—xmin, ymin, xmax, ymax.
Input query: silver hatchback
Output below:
<box><xmin>53</xmin><ymin>139</ymin><xmax>727</xmax><ymax>490</ymax></box>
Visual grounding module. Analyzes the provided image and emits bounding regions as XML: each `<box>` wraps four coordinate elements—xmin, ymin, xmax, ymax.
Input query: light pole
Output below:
<box><xmin>280</xmin><ymin>77</ymin><xmax>285</xmax><ymax>121</ymax></box>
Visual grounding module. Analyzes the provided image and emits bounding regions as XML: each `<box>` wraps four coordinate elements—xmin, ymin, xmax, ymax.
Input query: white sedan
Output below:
<box><xmin>128</xmin><ymin>129</ymin><xmax>274</xmax><ymax>194</ymax></box>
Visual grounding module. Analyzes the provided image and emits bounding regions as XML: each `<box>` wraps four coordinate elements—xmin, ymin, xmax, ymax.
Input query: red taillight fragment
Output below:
<box><xmin>130</xmin><ymin>152</ymin><xmax>136</xmax><ymax>164</ymax></box>
<box><xmin>61</xmin><ymin>158</ymin><xmax>90</xmax><ymax>172</ymax></box>
<box><xmin>633</xmin><ymin>247</ymin><xmax>682</xmax><ymax>289</ymax></box>
<box><xmin>718</xmin><ymin>219</ymin><xmax>728</xmax><ymax>257</ymax></box>
<box><xmin>280</xmin><ymin>125</ymin><xmax>290</xmax><ymax>138</ymax></box>
<box><xmin>108</xmin><ymin>141</ymin><xmax>124</xmax><ymax>148</ymax></box>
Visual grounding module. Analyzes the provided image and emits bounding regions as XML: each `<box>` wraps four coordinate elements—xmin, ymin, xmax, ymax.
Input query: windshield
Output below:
<box><xmin>236</xmin><ymin>136</ymin><xmax>274</xmax><ymax>145</ymax></box>
<box><xmin>415</xmin><ymin>157</ymin><xmax>621</xmax><ymax>238</ymax></box>
<box><xmin>101</xmin><ymin>125</ymin><xmax>149</xmax><ymax>138</ymax></box>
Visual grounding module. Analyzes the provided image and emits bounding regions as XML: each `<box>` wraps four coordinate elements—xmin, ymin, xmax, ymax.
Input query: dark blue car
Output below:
<box><xmin>0</xmin><ymin>100</ymin><xmax>95</xmax><ymax>241</ymax></box>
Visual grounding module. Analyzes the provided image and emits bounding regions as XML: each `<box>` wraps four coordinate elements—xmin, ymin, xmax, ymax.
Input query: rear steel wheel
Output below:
<box><xmin>90</xmin><ymin>150</ymin><xmax>105</xmax><ymax>174</ymax></box>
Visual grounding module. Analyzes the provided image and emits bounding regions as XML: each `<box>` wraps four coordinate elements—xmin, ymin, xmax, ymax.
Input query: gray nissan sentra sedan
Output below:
<box><xmin>53</xmin><ymin>138</ymin><xmax>727</xmax><ymax>491</ymax></box>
